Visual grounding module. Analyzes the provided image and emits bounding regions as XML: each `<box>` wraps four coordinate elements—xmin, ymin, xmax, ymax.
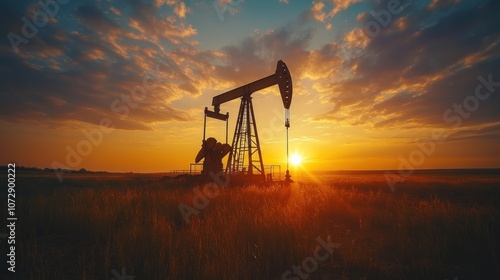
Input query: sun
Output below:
<box><xmin>290</xmin><ymin>153</ymin><xmax>302</xmax><ymax>166</ymax></box>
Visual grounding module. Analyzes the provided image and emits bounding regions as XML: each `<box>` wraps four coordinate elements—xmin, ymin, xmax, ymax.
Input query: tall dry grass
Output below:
<box><xmin>1</xmin><ymin>172</ymin><xmax>499</xmax><ymax>279</ymax></box>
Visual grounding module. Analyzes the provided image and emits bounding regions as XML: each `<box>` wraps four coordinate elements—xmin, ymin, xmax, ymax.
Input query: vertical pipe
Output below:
<box><xmin>246</xmin><ymin>96</ymin><xmax>252</xmax><ymax>175</ymax></box>
<box><xmin>286</xmin><ymin>127</ymin><xmax>289</xmax><ymax>171</ymax></box>
<box><xmin>226</xmin><ymin>113</ymin><xmax>229</xmax><ymax>144</ymax></box>
<box><xmin>285</xmin><ymin>108</ymin><xmax>291</xmax><ymax>182</ymax></box>
<box><xmin>203</xmin><ymin>107</ymin><xmax>207</xmax><ymax>141</ymax></box>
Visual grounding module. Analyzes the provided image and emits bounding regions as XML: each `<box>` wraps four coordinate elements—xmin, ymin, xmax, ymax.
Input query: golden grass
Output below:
<box><xmin>3</xmin><ymin>172</ymin><xmax>500</xmax><ymax>279</ymax></box>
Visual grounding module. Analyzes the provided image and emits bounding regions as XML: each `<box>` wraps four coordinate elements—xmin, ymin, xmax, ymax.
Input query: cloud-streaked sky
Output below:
<box><xmin>1</xmin><ymin>0</ymin><xmax>499</xmax><ymax>172</ymax></box>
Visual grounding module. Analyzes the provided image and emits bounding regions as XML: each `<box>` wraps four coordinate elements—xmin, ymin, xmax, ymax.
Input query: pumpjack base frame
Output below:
<box><xmin>161</xmin><ymin>173</ymin><xmax>293</xmax><ymax>187</ymax></box>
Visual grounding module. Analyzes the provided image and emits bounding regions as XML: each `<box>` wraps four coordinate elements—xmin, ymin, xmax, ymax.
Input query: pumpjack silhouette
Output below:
<box><xmin>194</xmin><ymin>60</ymin><xmax>293</xmax><ymax>184</ymax></box>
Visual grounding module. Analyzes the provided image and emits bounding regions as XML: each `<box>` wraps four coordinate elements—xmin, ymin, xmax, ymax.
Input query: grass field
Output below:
<box><xmin>1</xmin><ymin>170</ymin><xmax>499</xmax><ymax>279</ymax></box>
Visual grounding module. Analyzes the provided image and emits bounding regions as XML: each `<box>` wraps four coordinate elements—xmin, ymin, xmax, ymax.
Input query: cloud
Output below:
<box><xmin>309</xmin><ymin>0</ymin><xmax>362</xmax><ymax>27</ymax></box>
<box><xmin>75</xmin><ymin>5</ymin><xmax>121</xmax><ymax>34</ymax></box>
<box><xmin>310</xmin><ymin>1</ymin><xmax>327</xmax><ymax>22</ymax></box>
<box><xmin>427</xmin><ymin>0</ymin><xmax>462</xmax><ymax>10</ymax></box>
<box><xmin>314</xmin><ymin>0</ymin><xmax>500</xmax><ymax>133</ymax></box>
<box><xmin>328</xmin><ymin>0</ymin><xmax>363</xmax><ymax>18</ymax></box>
<box><xmin>446</xmin><ymin>122</ymin><xmax>500</xmax><ymax>142</ymax></box>
<box><xmin>174</xmin><ymin>2</ymin><xmax>190</xmax><ymax>19</ymax></box>
<box><xmin>0</xmin><ymin>0</ymin><xmax>209</xmax><ymax>131</ymax></box>
<box><xmin>213</xmin><ymin>24</ymin><xmax>313</xmax><ymax>86</ymax></box>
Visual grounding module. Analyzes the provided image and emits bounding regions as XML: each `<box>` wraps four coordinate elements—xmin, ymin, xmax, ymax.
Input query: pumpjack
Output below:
<box><xmin>195</xmin><ymin>60</ymin><xmax>293</xmax><ymax>183</ymax></box>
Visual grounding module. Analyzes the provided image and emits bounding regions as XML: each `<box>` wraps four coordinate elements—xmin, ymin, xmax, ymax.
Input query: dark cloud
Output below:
<box><xmin>317</xmin><ymin>0</ymin><xmax>500</xmax><ymax>132</ymax></box>
<box><xmin>75</xmin><ymin>5</ymin><xmax>121</xmax><ymax>33</ymax></box>
<box><xmin>214</xmin><ymin>24</ymin><xmax>313</xmax><ymax>85</ymax></box>
<box><xmin>446</xmin><ymin>122</ymin><xmax>500</xmax><ymax>141</ymax></box>
<box><xmin>0</xmin><ymin>0</ymin><xmax>204</xmax><ymax>131</ymax></box>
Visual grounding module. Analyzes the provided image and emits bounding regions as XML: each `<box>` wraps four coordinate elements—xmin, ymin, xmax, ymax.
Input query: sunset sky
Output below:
<box><xmin>1</xmin><ymin>0</ymin><xmax>499</xmax><ymax>172</ymax></box>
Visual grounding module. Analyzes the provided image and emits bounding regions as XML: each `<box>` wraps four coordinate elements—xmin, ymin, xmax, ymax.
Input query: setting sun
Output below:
<box><xmin>290</xmin><ymin>153</ymin><xmax>302</xmax><ymax>166</ymax></box>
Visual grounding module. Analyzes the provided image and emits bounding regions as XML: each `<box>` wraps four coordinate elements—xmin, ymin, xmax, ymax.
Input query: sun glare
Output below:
<box><xmin>290</xmin><ymin>153</ymin><xmax>302</xmax><ymax>166</ymax></box>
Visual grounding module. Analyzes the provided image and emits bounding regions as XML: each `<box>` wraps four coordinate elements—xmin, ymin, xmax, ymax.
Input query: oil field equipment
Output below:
<box><xmin>195</xmin><ymin>60</ymin><xmax>293</xmax><ymax>183</ymax></box>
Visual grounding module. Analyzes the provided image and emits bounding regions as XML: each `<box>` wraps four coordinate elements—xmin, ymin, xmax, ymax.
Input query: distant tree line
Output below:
<box><xmin>0</xmin><ymin>165</ymin><xmax>109</xmax><ymax>174</ymax></box>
